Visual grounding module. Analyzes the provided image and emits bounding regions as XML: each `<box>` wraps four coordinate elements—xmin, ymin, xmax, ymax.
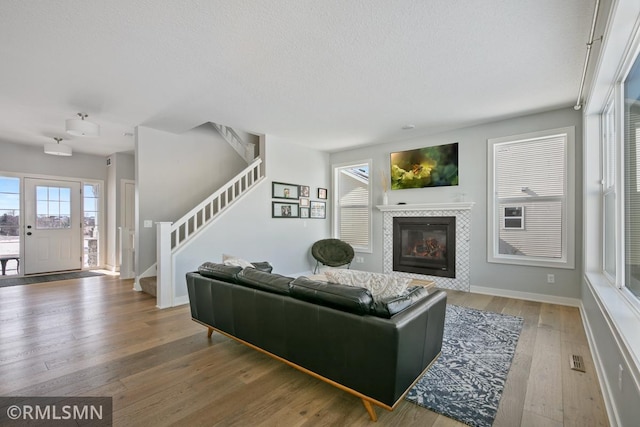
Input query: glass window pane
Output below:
<box><xmin>498</xmin><ymin>201</ymin><xmax>563</xmax><ymax>258</ymax></box>
<box><xmin>48</xmin><ymin>187</ymin><xmax>59</xmax><ymax>200</ymax></box>
<box><xmin>624</xmin><ymin>51</ymin><xmax>640</xmax><ymax>299</ymax></box>
<box><xmin>84</xmin><ymin>184</ymin><xmax>98</xmax><ymax>198</ymax></box>
<box><xmin>36</xmin><ymin>186</ymin><xmax>48</xmax><ymax>200</ymax></box>
<box><xmin>84</xmin><ymin>199</ymin><xmax>97</xmax><ymax>212</ymax></box>
<box><xmin>0</xmin><ymin>177</ymin><xmax>19</xmax><ymax>193</ymax></box>
<box><xmin>59</xmin><ymin>188</ymin><xmax>71</xmax><ymax>202</ymax></box>
<box><xmin>0</xmin><ymin>193</ymin><xmax>19</xmax><ymax>210</ymax></box>
<box><xmin>37</xmin><ymin>201</ymin><xmax>48</xmax><ymax>215</ymax></box>
<box><xmin>48</xmin><ymin>202</ymin><xmax>60</xmax><ymax>216</ymax></box>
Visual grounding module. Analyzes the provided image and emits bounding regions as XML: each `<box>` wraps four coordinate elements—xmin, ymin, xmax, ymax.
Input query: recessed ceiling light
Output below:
<box><xmin>402</xmin><ymin>124</ymin><xmax>415</xmax><ymax>130</ymax></box>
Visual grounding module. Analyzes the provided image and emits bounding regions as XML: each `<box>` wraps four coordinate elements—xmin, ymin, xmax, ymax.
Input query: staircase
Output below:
<box><xmin>143</xmin><ymin>157</ymin><xmax>264</xmax><ymax>307</ymax></box>
<box><xmin>211</xmin><ymin>122</ymin><xmax>256</xmax><ymax>164</ymax></box>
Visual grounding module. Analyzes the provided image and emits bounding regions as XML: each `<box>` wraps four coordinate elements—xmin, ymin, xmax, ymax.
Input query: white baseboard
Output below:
<box><xmin>579</xmin><ymin>298</ymin><xmax>620</xmax><ymax>427</ymax></box>
<box><xmin>469</xmin><ymin>285</ymin><xmax>581</xmax><ymax>307</ymax></box>
<box><xmin>173</xmin><ymin>295</ymin><xmax>189</xmax><ymax>307</ymax></box>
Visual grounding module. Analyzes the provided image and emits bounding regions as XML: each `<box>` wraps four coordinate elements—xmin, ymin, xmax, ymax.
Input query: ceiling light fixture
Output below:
<box><xmin>44</xmin><ymin>137</ymin><xmax>72</xmax><ymax>156</ymax></box>
<box><xmin>66</xmin><ymin>112</ymin><xmax>100</xmax><ymax>137</ymax></box>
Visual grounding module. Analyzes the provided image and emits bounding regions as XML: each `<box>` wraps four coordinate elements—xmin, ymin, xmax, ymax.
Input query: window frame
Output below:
<box><xmin>332</xmin><ymin>159</ymin><xmax>373</xmax><ymax>253</ymax></box>
<box><xmin>487</xmin><ymin>127</ymin><xmax>576</xmax><ymax>268</ymax></box>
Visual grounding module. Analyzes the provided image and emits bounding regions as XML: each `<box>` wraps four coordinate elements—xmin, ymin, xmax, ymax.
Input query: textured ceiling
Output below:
<box><xmin>0</xmin><ymin>1</ymin><xmax>594</xmax><ymax>156</ymax></box>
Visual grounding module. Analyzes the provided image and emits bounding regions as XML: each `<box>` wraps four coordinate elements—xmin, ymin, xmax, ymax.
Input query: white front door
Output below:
<box><xmin>24</xmin><ymin>178</ymin><xmax>82</xmax><ymax>274</ymax></box>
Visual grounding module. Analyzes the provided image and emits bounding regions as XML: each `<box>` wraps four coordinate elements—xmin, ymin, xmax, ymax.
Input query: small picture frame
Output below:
<box><xmin>299</xmin><ymin>197</ymin><xmax>310</xmax><ymax>207</ymax></box>
<box><xmin>272</xmin><ymin>201</ymin><xmax>300</xmax><ymax>218</ymax></box>
<box><xmin>300</xmin><ymin>185</ymin><xmax>310</xmax><ymax>198</ymax></box>
<box><xmin>310</xmin><ymin>201</ymin><xmax>326</xmax><ymax>219</ymax></box>
<box><xmin>300</xmin><ymin>207</ymin><xmax>309</xmax><ymax>218</ymax></box>
<box><xmin>272</xmin><ymin>182</ymin><xmax>300</xmax><ymax>200</ymax></box>
<box><xmin>317</xmin><ymin>188</ymin><xmax>328</xmax><ymax>199</ymax></box>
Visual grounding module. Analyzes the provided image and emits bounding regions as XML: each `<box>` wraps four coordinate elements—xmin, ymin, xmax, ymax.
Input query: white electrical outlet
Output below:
<box><xmin>619</xmin><ymin>364</ymin><xmax>624</xmax><ymax>391</ymax></box>
<box><xmin>547</xmin><ymin>274</ymin><xmax>555</xmax><ymax>284</ymax></box>
<box><xmin>144</xmin><ymin>220</ymin><xmax>153</xmax><ymax>228</ymax></box>
<box><xmin>355</xmin><ymin>256</ymin><xmax>364</xmax><ymax>263</ymax></box>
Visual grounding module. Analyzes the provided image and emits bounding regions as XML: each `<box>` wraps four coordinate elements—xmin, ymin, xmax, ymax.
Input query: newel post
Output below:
<box><xmin>156</xmin><ymin>222</ymin><xmax>173</xmax><ymax>308</ymax></box>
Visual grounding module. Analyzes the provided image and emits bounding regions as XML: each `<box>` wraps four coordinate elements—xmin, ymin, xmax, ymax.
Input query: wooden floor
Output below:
<box><xmin>0</xmin><ymin>276</ymin><xmax>609</xmax><ymax>426</ymax></box>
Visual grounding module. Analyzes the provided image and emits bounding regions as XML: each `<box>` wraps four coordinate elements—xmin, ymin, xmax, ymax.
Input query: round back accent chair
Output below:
<box><xmin>311</xmin><ymin>238</ymin><xmax>355</xmax><ymax>274</ymax></box>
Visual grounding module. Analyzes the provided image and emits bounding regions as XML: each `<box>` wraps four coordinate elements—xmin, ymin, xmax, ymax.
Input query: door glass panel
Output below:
<box><xmin>36</xmin><ymin>185</ymin><xmax>71</xmax><ymax>229</ymax></box>
<box><xmin>83</xmin><ymin>183</ymin><xmax>100</xmax><ymax>267</ymax></box>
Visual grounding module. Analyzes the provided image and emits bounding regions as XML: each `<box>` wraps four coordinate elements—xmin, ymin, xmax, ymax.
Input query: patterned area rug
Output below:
<box><xmin>406</xmin><ymin>304</ymin><xmax>523</xmax><ymax>427</ymax></box>
<box><xmin>0</xmin><ymin>271</ymin><xmax>104</xmax><ymax>288</ymax></box>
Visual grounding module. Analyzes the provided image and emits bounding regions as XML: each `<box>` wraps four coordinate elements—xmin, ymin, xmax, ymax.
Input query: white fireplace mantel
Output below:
<box><xmin>376</xmin><ymin>202</ymin><xmax>475</xmax><ymax>212</ymax></box>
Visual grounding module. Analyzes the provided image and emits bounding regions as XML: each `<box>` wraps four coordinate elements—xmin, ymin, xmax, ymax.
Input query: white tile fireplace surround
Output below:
<box><xmin>377</xmin><ymin>202</ymin><xmax>474</xmax><ymax>292</ymax></box>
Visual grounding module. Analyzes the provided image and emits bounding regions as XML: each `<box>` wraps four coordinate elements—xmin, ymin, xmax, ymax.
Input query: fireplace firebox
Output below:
<box><xmin>393</xmin><ymin>216</ymin><xmax>456</xmax><ymax>278</ymax></box>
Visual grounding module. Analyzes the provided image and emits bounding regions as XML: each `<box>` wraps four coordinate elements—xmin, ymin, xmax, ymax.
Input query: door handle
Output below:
<box><xmin>26</xmin><ymin>232</ymin><xmax>32</xmax><ymax>236</ymax></box>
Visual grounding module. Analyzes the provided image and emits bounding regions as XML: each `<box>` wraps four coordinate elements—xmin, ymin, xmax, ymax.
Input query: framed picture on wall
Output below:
<box><xmin>272</xmin><ymin>201</ymin><xmax>300</xmax><ymax>218</ymax></box>
<box><xmin>317</xmin><ymin>188</ymin><xmax>327</xmax><ymax>199</ymax></box>
<box><xmin>310</xmin><ymin>201</ymin><xmax>326</xmax><ymax>219</ymax></box>
<box><xmin>299</xmin><ymin>197</ymin><xmax>310</xmax><ymax>207</ymax></box>
<box><xmin>300</xmin><ymin>185</ymin><xmax>310</xmax><ymax>197</ymax></box>
<box><xmin>272</xmin><ymin>182</ymin><xmax>300</xmax><ymax>199</ymax></box>
<box><xmin>300</xmin><ymin>207</ymin><xmax>309</xmax><ymax>218</ymax></box>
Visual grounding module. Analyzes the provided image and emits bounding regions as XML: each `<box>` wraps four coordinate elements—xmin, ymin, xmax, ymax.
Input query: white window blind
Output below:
<box><xmin>334</xmin><ymin>162</ymin><xmax>371</xmax><ymax>252</ymax></box>
<box><xmin>488</xmin><ymin>127</ymin><xmax>574</xmax><ymax>268</ymax></box>
<box><xmin>623</xmin><ymin>67</ymin><xmax>640</xmax><ymax>297</ymax></box>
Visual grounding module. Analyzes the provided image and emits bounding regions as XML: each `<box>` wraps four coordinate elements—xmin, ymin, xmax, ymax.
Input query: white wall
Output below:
<box><xmin>0</xmin><ymin>140</ymin><xmax>107</xmax><ymax>181</ymax></box>
<box><xmin>106</xmin><ymin>152</ymin><xmax>134</xmax><ymax>270</ymax></box>
<box><xmin>330</xmin><ymin>107</ymin><xmax>583</xmax><ymax>300</ymax></box>
<box><xmin>135</xmin><ymin>124</ymin><xmax>252</xmax><ymax>274</ymax></box>
<box><xmin>172</xmin><ymin>136</ymin><xmax>331</xmax><ymax>301</ymax></box>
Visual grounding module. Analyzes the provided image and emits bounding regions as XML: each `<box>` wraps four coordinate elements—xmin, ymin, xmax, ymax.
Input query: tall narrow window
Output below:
<box><xmin>83</xmin><ymin>183</ymin><xmax>100</xmax><ymax>268</ymax></box>
<box><xmin>624</xmin><ymin>52</ymin><xmax>640</xmax><ymax>299</ymax></box>
<box><xmin>0</xmin><ymin>176</ymin><xmax>20</xmax><ymax>275</ymax></box>
<box><xmin>487</xmin><ymin>127</ymin><xmax>575</xmax><ymax>268</ymax></box>
<box><xmin>333</xmin><ymin>161</ymin><xmax>371</xmax><ymax>252</ymax></box>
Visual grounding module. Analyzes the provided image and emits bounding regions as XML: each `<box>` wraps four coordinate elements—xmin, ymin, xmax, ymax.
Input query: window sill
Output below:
<box><xmin>584</xmin><ymin>272</ymin><xmax>640</xmax><ymax>390</ymax></box>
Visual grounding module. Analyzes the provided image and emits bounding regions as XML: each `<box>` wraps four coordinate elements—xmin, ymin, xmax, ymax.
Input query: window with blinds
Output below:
<box><xmin>488</xmin><ymin>127</ymin><xmax>575</xmax><ymax>268</ymax></box>
<box><xmin>334</xmin><ymin>161</ymin><xmax>371</xmax><ymax>252</ymax></box>
<box><xmin>624</xmin><ymin>52</ymin><xmax>640</xmax><ymax>298</ymax></box>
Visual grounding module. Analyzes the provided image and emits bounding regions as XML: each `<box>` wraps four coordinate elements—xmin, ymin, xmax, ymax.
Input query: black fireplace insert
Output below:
<box><xmin>393</xmin><ymin>216</ymin><xmax>456</xmax><ymax>278</ymax></box>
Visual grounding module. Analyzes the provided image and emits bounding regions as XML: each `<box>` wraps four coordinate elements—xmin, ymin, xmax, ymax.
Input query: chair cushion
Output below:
<box><xmin>324</xmin><ymin>269</ymin><xmax>411</xmax><ymax>301</ymax></box>
<box><xmin>237</xmin><ymin>268</ymin><xmax>293</xmax><ymax>295</ymax></box>
<box><xmin>371</xmin><ymin>286</ymin><xmax>430</xmax><ymax>318</ymax></box>
<box><xmin>289</xmin><ymin>277</ymin><xmax>373</xmax><ymax>315</ymax></box>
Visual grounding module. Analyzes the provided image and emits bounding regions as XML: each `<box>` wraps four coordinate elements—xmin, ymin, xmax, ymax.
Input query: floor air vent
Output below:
<box><xmin>570</xmin><ymin>354</ymin><xmax>586</xmax><ymax>372</ymax></box>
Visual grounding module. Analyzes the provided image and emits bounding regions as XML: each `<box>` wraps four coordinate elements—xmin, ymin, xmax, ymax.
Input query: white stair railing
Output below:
<box><xmin>155</xmin><ymin>157</ymin><xmax>263</xmax><ymax>307</ymax></box>
<box><xmin>211</xmin><ymin>122</ymin><xmax>255</xmax><ymax>163</ymax></box>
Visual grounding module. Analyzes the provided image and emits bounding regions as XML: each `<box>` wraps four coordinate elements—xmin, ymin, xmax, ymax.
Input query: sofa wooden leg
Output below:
<box><xmin>207</xmin><ymin>327</ymin><xmax>214</xmax><ymax>338</ymax></box>
<box><xmin>361</xmin><ymin>399</ymin><xmax>378</xmax><ymax>421</ymax></box>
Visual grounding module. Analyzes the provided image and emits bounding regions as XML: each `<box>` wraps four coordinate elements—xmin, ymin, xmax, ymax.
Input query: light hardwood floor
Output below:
<box><xmin>0</xmin><ymin>275</ymin><xmax>609</xmax><ymax>426</ymax></box>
